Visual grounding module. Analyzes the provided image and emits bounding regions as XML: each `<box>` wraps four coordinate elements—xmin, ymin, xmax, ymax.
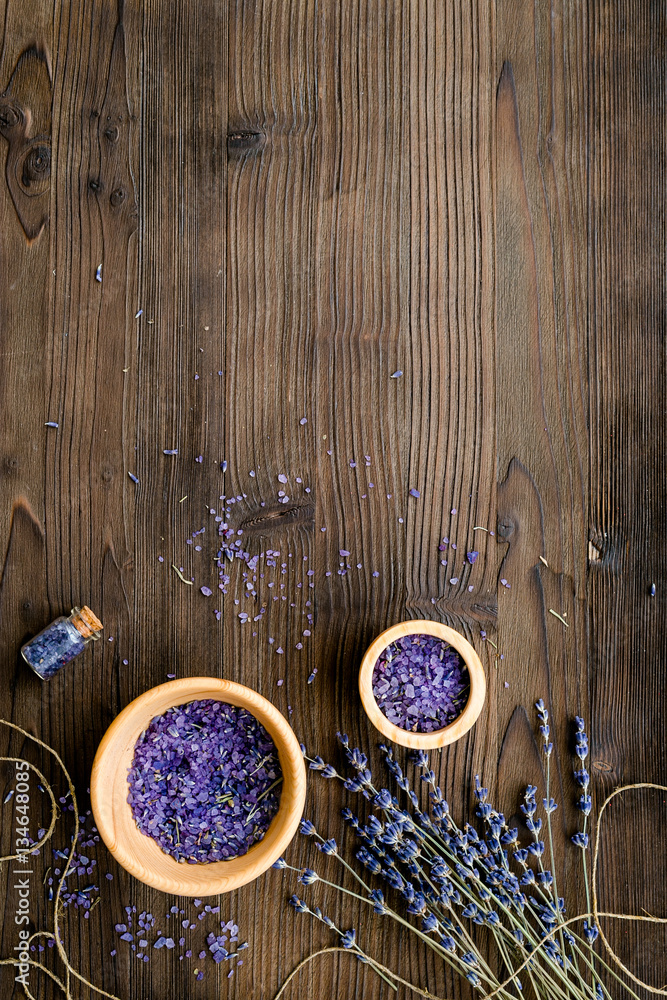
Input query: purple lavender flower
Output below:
<box><xmin>316</xmin><ymin>838</ymin><xmax>337</xmax><ymax>856</ymax></box>
<box><xmin>298</xmin><ymin>869</ymin><xmax>319</xmax><ymax>885</ymax></box>
<box><xmin>341</xmin><ymin>929</ymin><xmax>356</xmax><ymax>949</ymax></box>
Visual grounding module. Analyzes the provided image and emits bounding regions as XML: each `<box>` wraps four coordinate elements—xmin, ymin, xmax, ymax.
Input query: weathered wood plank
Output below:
<box><xmin>586</xmin><ymin>0</ymin><xmax>667</xmax><ymax>989</ymax></box>
<box><xmin>0</xmin><ymin>1</ymin><xmax>664</xmax><ymax>998</ymax></box>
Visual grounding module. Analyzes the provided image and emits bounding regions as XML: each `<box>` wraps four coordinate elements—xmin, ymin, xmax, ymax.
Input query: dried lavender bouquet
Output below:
<box><xmin>274</xmin><ymin>702</ymin><xmax>643</xmax><ymax>1000</ymax></box>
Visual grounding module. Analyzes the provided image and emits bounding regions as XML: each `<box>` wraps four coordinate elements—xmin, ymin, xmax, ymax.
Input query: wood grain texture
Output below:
<box><xmin>0</xmin><ymin>0</ymin><xmax>664</xmax><ymax>998</ymax></box>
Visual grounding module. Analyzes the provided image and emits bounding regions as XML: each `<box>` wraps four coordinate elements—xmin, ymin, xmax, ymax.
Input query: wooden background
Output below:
<box><xmin>0</xmin><ymin>0</ymin><xmax>665</xmax><ymax>997</ymax></box>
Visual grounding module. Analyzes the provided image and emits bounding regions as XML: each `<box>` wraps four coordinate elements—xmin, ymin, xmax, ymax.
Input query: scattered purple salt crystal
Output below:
<box><xmin>390</xmin><ymin>370</ymin><xmax>403</xmax><ymax>378</ymax></box>
<box><xmin>467</xmin><ymin>551</ymin><xmax>479</xmax><ymax>564</ymax></box>
<box><xmin>200</xmin><ymin>586</ymin><xmax>213</xmax><ymax>597</ymax></box>
<box><xmin>409</xmin><ymin>488</ymin><xmax>420</xmax><ymax>499</ymax></box>
<box><xmin>127</xmin><ymin>700</ymin><xmax>282</xmax><ymax>863</ymax></box>
<box><xmin>221</xmin><ymin>460</ymin><xmax>228</xmax><ymax>472</ymax></box>
<box><xmin>45</xmin><ymin>421</ymin><xmax>59</xmax><ymax>428</ymax></box>
<box><xmin>299</xmin><ymin>417</ymin><xmax>308</xmax><ymax>425</ymax></box>
<box><xmin>135</xmin><ymin>309</ymin><xmax>143</xmax><ymax>318</ymax></box>
<box><xmin>163</xmin><ymin>449</ymin><xmax>178</xmax><ymax>456</ymax></box>
<box><xmin>95</xmin><ymin>264</ymin><xmax>102</xmax><ymax>282</ymax></box>
<box><xmin>339</xmin><ymin>550</ymin><xmax>350</xmax><ymax>557</ymax></box>
<box><xmin>110</xmin><ymin>950</ymin><xmax>116</xmax><ymax>957</ymax></box>
<box><xmin>372</xmin><ymin>633</ymin><xmax>470</xmax><ymax>734</ymax></box>
<box><xmin>449</xmin><ymin>577</ymin><xmax>459</xmax><ymax>585</ymax></box>
<box><xmin>451</xmin><ymin>508</ymin><xmax>457</xmax><ymax>515</ymax></box>
<box><xmin>278</xmin><ymin>474</ymin><xmax>288</xmax><ymax>483</ymax></box>
<box><xmin>195</xmin><ymin>455</ymin><xmax>203</xmax><ymax>463</ymax></box>
<box><xmin>128</xmin><ymin>472</ymin><xmax>139</xmax><ymax>484</ymax></box>
<box><xmin>349</xmin><ymin>461</ymin><xmax>356</xmax><ymax>468</ymax></box>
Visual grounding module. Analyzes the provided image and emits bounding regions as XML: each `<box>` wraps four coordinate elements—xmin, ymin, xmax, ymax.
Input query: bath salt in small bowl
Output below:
<box><xmin>91</xmin><ymin>678</ymin><xmax>306</xmax><ymax>895</ymax></box>
<box><xmin>359</xmin><ymin>620</ymin><xmax>486</xmax><ymax>749</ymax></box>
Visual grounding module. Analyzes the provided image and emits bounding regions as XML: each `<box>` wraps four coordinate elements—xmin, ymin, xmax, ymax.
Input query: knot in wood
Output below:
<box><xmin>227</xmin><ymin>129</ymin><xmax>264</xmax><ymax>153</ymax></box>
<box><xmin>0</xmin><ymin>99</ymin><xmax>22</xmax><ymax>131</ymax></box>
<box><xmin>110</xmin><ymin>186</ymin><xmax>126</xmax><ymax>207</ymax></box>
<box><xmin>104</xmin><ymin>124</ymin><xmax>119</xmax><ymax>142</ymax></box>
<box><xmin>496</xmin><ymin>517</ymin><xmax>515</xmax><ymax>540</ymax></box>
<box><xmin>19</xmin><ymin>141</ymin><xmax>51</xmax><ymax>195</ymax></box>
<box><xmin>238</xmin><ymin>502</ymin><xmax>314</xmax><ymax>535</ymax></box>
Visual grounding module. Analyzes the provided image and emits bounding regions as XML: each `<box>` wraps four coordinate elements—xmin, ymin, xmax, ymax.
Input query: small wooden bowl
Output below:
<box><xmin>90</xmin><ymin>677</ymin><xmax>306</xmax><ymax>896</ymax></box>
<box><xmin>358</xmin><ymin>620</ymin><xmax>486</xmax><ymax>749</ymax></box>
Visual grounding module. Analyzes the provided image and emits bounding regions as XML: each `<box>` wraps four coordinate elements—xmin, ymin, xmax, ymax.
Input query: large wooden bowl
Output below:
<box><xmin>359</xmin><ymin>620</ymin><xmax>486</xmax><ymax>749</ymax></box>
<box><xmin>90</xmin><ymin>678</ymin><xmax>307</xmax><ymax>896</ymax></box>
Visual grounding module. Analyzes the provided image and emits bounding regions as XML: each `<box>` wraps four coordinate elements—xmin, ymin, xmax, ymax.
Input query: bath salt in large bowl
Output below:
<box><xmin>91</xmin><ymin>678</ymin><xmax>306</xmax><ymax>895</ymax></box>
<box><xmin>359</xmin><ymin>620</ymin><xmax>486</xmax><ymax>749</ymax></box>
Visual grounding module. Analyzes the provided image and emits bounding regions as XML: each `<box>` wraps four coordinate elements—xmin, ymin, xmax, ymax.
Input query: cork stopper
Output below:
<box><xmin>70</xmin><ymin>606</ymin><xmax>104</xmax><ymax>640</ymax></box>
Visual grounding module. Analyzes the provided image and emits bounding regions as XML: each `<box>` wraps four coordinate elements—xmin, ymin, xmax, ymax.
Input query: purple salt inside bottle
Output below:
<box><xmin>21</xmin><ymin>606</ymin><xmax>103</xmax><ymax>680</ymax></box>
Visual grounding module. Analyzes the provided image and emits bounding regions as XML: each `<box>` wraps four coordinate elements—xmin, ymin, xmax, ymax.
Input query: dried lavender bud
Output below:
<box><xmin>372</xmin><ymin>634</ymin><xmax>469</xmax><ymax>734</ymax></box>
<box><xmin>127</xmin><ymin>700</ymin><xmax>282</xmax><ymax>863</ymax></box>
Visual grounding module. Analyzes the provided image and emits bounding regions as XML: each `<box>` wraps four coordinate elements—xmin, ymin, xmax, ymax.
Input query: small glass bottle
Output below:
<box><xmin>21</xmin><ymin>607</ymin><xmax>103</xmax><ymax>680</ymax></box>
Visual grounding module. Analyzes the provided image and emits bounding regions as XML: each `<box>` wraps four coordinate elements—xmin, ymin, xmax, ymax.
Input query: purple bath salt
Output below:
<box><xmin>372</xmin><ymin>634</ymin><xmax>470</xmax><ymax>734</ymax></box>
<box><xmin>21</xmin><ymin>607</ymin><xmax>103</xmax><ymax>680</ymax></box>
<box><xmin>127</xmin><ymin>700</ymin><xmax>282</xmax><ymax>864</ymax></box>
